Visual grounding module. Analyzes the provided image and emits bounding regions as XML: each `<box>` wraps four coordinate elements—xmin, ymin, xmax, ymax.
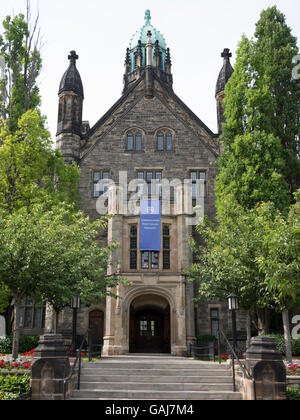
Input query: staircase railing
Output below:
<box><xmin>63</xmin><ymin>330</ymin><xmax>89</xmax><ymax>400</ymax></box>
<box><xmin>217</xmin><ymin>329</ymin><xmax>256</xmax><ymax>400</ymax></box>
<box><xmin>63</xmin><ymin>330</ymin><xmax>103</xmax><ymax>400</ymax></box>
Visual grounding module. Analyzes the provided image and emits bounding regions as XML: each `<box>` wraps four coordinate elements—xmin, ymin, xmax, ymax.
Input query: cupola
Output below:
<box><xmin>123</xmin><ymin>10</ymin><xmax>173</xmax><ymax>94</ymax></box>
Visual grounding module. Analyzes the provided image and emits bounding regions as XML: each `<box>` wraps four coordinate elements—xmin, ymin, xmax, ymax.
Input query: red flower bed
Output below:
<box><xmin>0</xmin><ymin>349</ymin><xmax>35</xmax><ymax>371</ymax></box>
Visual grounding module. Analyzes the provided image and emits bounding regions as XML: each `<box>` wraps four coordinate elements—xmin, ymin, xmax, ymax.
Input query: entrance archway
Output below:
<box><xmin>129</xmin><ymin>295</ymin><xmax>170</xmax><ymax>354</ymax></box>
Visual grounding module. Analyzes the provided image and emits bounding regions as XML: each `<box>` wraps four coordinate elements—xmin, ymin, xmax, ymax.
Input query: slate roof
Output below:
<box><xmin>59</xmin><ymin>51</ymin><xmax>84</xmax><ymax>98</ymax></box>
<box><xmin>216</xmin><ymin>48</ymin><xmax>234</xmax><ymax>96</ymax></box>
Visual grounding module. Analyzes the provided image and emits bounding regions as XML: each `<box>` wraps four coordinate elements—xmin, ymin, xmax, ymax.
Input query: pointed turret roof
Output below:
<box><xmin>59</xmin><ymin>51</ymin><xmax>84</xmax><ymax>98</ymax></box>
<box><xmin>216</xmin><ymin>48</ymin><xmax>234</xmax><ymax>96</ymax></box>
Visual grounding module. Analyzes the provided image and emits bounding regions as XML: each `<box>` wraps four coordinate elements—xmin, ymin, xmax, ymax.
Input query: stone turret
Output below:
<box><xmin>215</xmin><ymin>48</ymin><xmax>234</xmax><ymax>134</ymax></box>
<box><xmin>56</xmin><ymin>51</ymin><xmax>84</xmax><ymax>163</ymax></box>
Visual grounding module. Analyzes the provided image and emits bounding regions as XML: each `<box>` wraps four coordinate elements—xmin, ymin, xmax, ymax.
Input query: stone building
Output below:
<box><xmin>21</xmin><ymin>11</ymin><xmax>245</xmax><ymax>355</ymax></box>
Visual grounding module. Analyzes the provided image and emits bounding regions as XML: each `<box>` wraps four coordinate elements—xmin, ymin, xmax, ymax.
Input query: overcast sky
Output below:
<box><xmin>0</xmin><ymin>0</ymin><xmax>299</xmax><ymax>143</ymax></box>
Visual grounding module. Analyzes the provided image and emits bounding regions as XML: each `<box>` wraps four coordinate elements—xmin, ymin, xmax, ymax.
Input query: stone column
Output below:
<box><xmin>102</xmin><ymin>213</ymin><xmax>123</xmax><ymax>356</ymax></box>
<box><xmin>243</xmin><ymin>336</ymin><xmax>286</xmax><ymax>400</ymax></box>
<box><xmin>31</xmin><ymin>334</ymin><xmax>71</xmax><ymax>400</ymax></box>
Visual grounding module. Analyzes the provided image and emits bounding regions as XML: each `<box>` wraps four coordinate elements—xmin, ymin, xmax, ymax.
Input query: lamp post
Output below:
<box><xmin>71</xmin><ymin>295</ymin><xmax>81</xmax><ymax>356</ymax></box>
<box><xmin>227</xmin><ymin>293</ymin><xmax>238</xmax><ymax>355</ymax></box>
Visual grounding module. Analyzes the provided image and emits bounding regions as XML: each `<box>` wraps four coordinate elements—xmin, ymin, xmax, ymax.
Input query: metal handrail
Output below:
<box><xmin>63</xmin><ymin>330</ymin><xmax>89</xmax><ymax>400</ymax></box>
<box><xmin>217</xmin><ymin>329</ymin><xmax>256</xmax><ymax>400</ymax></box>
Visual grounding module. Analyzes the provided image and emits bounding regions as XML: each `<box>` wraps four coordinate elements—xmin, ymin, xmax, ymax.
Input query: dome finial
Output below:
<box><xmin>145</xmin><ymin>9</ymin><xmax>151</xmax><ymax>24</ymax></box>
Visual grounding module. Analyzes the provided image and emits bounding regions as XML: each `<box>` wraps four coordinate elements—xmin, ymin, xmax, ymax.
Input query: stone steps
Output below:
<box><xmin>71</xmin><ymin>389</ymin><xmax>242</xmax><ymax>400</ymax></box>
<box><xmin>79</xmin><ymin>375</ymin><xmax>233</xmax><ymax>383</ymax></box>
<box><xmin>70</xmin><ymin>355</ymin><xmax>242</xmax><ymax>400</ymax></box>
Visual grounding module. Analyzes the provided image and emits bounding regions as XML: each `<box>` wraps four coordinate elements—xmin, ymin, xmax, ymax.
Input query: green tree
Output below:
<box><xmin>187</xmin><ymin>198</ymin><xmax>275</xmax><ymax>344</ymax></box>
<box><xmin>0</xmin><ymin>203</ymin><xmax>121</xmax><ymax>359</ymax></box>
<box><xmin>0</xmin><ymin>109</ymin><xmax>80</xmax><ymax>213</ymax></box>
<box><xmin>0</xmin><ymin>0</ymin><xmax>42</xmax><ymax>132</ymax></box>
<box><xmin>218</xmin><ymin>6</ymin><xmax>300</xmax><ymax>212</ymax></box>
<box><xmin>257</xmin><ymin>194</ymin><xmax>300</xmax><ymax>362</ymax></box>
<box><xmin>0</xmin><ymin>283</ymin><xmax>10</xmax><ymax>314</ymax></box>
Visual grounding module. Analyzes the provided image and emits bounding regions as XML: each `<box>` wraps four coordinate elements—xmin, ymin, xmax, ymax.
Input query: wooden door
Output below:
<box><xmin>89</xmin><ymin>310</ymin><xmax>104</xmax><ymax>344</ymax></box>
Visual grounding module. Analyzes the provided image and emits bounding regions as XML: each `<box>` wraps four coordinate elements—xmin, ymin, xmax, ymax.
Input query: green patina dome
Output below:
<box><xmin>130</xmin><ymin>10</ymin><xmax>167</xmax><ymax>50</ymax></box>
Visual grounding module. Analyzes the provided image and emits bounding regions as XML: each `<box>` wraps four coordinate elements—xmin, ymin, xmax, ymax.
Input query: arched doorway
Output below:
<box><xmin>89</xmin><ymin>310</ymin><xmax>104</xmax><ymax>345</ymax></box>
<box><xmin>129</xmin><ymin>295</ymin><xmax>170</xmax><ymax>354</ymax></box>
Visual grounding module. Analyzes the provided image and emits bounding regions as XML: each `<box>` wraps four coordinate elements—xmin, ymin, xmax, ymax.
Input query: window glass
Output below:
<box><xmin>199</xmin><ymin>171</ymin><xmax>206</xmax><ymax>180</ymax></box>
<box><xmin>93</xmin><ymin>172</ymin><xmax>101</xmax><ymax>182</ymax></box>
<box><xmin>151</xmin><ymin>252</ymin><xmax>159</xmax><ymax>269</ymax></box>
<box><xmin>190</xmin><ymin>172</ymin><xmax>197</xmax><ymax>181</ymax></box>
<box><xmin>163</xmin><ymin>224</ymin><xmax>171</xmax><ymax>270</ymax></box>
<box><xmin>141</xmin><ymin>251</ymin><xmax>149</xmax><ymax>269</ymax></box>
<box><xmin>136</xmin><ymin>134</ymin><xmax>142</xmax><ymax>151</ymax></box>
<box><xmin>166</xmin><ymin>133</ymin><xmax>173</xmax><ymax>151</ymax></box>
<box><xmin>146</xmin><ymin>172</ymin><xmax>153</xmax><ymax>182</ymax></box>
<box><xmin>130</xmin><ymin>225</ymin><xmax>137</xmax><ymax>269</ymax></box>
<box><xmin>157</xmin><ymin>133</ymin><xmax>164</xmax><ymax>151</ymax></box>
<box><xmin>163</xmin><ymin>251</ymin><xmax>170</xmax><ymax>270</ymax></box>
<box><xmin>127</xmin><ymin>133</ymin><xmax>134</xmax><ymax>150</ymax></box>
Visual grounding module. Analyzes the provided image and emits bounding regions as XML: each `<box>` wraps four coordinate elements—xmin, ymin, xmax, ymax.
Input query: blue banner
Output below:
<box><xmin>140</xmin><ymin>200</ymin><xmax>161</xmax><ymax>251</ymax></box>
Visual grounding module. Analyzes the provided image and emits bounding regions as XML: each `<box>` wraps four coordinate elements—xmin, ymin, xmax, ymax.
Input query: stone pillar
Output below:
<box><xmin>31</xmin><ymin>334</ymin><xmax>71</xmax><ymax>400</ymax></box>
<box><xmin>102</xmin><ymin>213</ymin><xmax>123</xmax><ymax>356</ymax></box>
<box><xmin>243</xmin><ymin>336</ymin><xmax>286</xmax><ymax>400</ymax></box>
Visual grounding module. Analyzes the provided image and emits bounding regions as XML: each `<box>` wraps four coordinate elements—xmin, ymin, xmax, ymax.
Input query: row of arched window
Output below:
<box><xmin>126</xmin><ymin>131</ymin><xmax>173</xmax><ymax>152</ymax></box>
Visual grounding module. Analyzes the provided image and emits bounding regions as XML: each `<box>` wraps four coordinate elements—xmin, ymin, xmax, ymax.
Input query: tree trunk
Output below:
<box><xmin>282</xmin><ymin>309</ymin><xmax>293</xmax><ymax>364</ymax></box>
<box><xmin>12</xmin><ymin>298</ymin><xmax>21</xmax><ymax>360</ymax></box>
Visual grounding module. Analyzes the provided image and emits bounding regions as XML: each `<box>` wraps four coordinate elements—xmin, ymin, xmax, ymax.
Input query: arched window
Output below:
<box><xmin>126</xmin><ymin>131</ymin><xmax>143</xmax><ymax>151</ymax></box>
<box><xmin>156</xmin><ymin>131</ymin><xmax>173</xmax><ymax>151</ymax></box>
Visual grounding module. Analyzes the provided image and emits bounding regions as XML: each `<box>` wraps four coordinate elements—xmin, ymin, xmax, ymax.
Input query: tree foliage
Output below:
<box><xmin>187</xmin><ymin>198</ymin><xmax>275</xmax><ymax>328</ymax></box>
<box><xmin>218</xmin><ymin>6</ymin><xmax>300</xmax><ymax>212</ymax></box>
<box><xmin>189</xmin><ymin>8</ymin><xmax>300</xmax><ymax>348</ymax></box>
<box><xmin>0</xmin><ymin>109</ymin><xmax>80</xmax><ymax>213</ymax></box>
<box><xmin>0</xmin><ymin>1</ymin><xmax>42</xmax><ymax>132</ymax></box>
<box><xmin>0</xmin><ymin>203</ymin><xmax>122</xmax><ymax>358</ymax></box>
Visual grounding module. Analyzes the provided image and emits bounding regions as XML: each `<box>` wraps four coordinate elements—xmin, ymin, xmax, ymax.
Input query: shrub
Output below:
<box><xmin>267</xmin><ymin>334</ymin><xmax>300</xmax><ymax>357</ymax></box>
<box><xmin>0</xmin><ymin>336</ymin><xmax>39</xmax><ymax>355</ymax></box>
<box><xmin>0</xmin><ymin>337</ymin><xmax>12</xmax><ymax>354</ymax></box>
<box><xmin>286</xmin><ymin>387</ymin><xmax>300</xmax><ymax>400</ymax></box>
<box><xmin>196</xmin><ymin>334</ymin><xmax>216</xmax><ymax>344</ymax></box>
<box><xmin>0</xmin><ymin>374</ymin><xmax>30</xmax><ymax>399</ymax></box>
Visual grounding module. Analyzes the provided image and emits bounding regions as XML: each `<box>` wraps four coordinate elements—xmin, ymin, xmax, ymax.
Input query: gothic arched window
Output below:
<box><xmin>126</xmin><ymin>130</ymin><xmax>143</xmax><ymax>151</ymax></box>
<box><xmin>156</xmin><ymin>131</ymin><xmax>173</xmax><ymax>152</ymax></box>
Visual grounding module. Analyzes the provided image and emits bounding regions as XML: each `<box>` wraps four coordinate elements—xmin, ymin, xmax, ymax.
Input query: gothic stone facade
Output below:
<box><xmin>49</xmin><ymin>12</ymin><xmax>244</xmax><ymax>355</ymax></box>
